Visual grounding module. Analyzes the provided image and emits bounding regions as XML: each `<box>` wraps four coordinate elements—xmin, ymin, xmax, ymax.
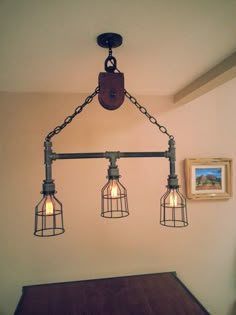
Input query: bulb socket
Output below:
<box><xmin>167</xmin><ymin>175</ymin><xmax>179</xmax><ymax>188</ymax></box>
<box><xmin>108</xmin><ymin>166</ymin><xmax>119</xmax><ymax>178</ymax></box>
<box><xmin>42</xmin><ymin>180</ymin><xmax>55</xmax><ymax>194</ymax></box>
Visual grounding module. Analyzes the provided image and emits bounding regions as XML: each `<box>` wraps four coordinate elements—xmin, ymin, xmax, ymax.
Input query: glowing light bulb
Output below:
<box><xmin>45</xmin><ymin>196</ymin><xmax>54</xmax><ymax>215</ymax></box>
<box><xmin>170</xmin><ymin>190</ymin><xmax>177</xmax><ymax>207</ymax></box>
<box><xmin>110</xmin><ymin>181</ymin><xmax>118</xmax><ymax>198</ymax></box>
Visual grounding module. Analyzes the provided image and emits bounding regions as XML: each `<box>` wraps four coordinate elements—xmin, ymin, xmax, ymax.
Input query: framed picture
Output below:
<box><xmin>184</xmin><ymin>158</ymin><xmax>232</xmax><ymax>200</ymax></box>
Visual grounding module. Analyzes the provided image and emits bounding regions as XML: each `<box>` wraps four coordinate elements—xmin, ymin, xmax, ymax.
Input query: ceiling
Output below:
<box><xmin>0</xmin><ymin>0</ymin><xmax>236</xmax><ymax>96</ymax></box>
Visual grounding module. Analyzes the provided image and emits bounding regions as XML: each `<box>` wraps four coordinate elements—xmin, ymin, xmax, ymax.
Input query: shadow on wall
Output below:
<box><xmin>229</xmin><ymin>301</ymin><xmax>236</xmax><ymax>315</ymax></box>
<box><xmin>228</xmin><ymin>250</ymin><xmax>236</xmax><ymax>315</ymax></box>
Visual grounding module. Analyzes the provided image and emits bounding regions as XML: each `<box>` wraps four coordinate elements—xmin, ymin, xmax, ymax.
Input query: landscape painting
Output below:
<box><xmin>195</xmin><ymin>167</ymin><xmax>222</xmax><ymax>191</ymax></box>
<box><xmin>184</xmin><ymin>158</ymin><xmax>232</xmax><ymax>200</ymax></box>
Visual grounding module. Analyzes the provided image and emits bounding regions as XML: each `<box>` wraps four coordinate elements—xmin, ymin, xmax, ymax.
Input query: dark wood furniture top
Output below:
<box><xmin>14</xmin><ymin>272</ymin><xmax>209</xmax><ymax>315</ymax></box>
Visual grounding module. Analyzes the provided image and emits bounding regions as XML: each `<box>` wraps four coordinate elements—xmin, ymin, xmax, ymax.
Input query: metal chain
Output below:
<box><xmin>108</xmin><ymin>46</ymin><xmax>112</xmax><ymax>57</ymax></box>
<box><xmin>45</xmin><ymin>87</ymin><xmax>99</xmax><ymax>141</ymax></box>
<box><xmin>124</xmin><ymin>90</ymin><xmax>174</xmax><ymax>140</ymax></box>
<box><xmin>46</xmin><ymin>51</ymin><xmax>174</xmax><ymax>141</ymax></box>
<box><xmin>108</xmin><ymin>54</ymin><xmax>174</xmax><ymax>139</ymax></box>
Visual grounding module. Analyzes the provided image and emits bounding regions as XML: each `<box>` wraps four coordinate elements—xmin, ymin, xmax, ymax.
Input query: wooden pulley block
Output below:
<box><xmin>98</xmin><ymin>72</ymin><xmax>125</xmax><ymax>110</ymax></box>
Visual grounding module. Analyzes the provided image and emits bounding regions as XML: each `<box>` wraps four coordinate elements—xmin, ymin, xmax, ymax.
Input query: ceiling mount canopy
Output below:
<box><xmin>97</xmin><ymin>32</ymin><xmax>123</xmax><ymax>49</ymax></box>
<box><xmin>34</xmin><ymin>33</ymin><xmax>188</xmax><ymax>237</ymax></box>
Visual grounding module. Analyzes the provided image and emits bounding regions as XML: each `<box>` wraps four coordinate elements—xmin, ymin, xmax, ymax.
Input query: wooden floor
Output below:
<box><xmin>14</xmin><ymin>272</ymin><xmax>210</xmax><ymax>315</ymax></box>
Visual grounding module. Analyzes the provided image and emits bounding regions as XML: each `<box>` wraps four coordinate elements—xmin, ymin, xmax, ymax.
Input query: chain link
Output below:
<box><xmin>45</xmin><ymin>57</ymin><xmax>174</xmax><ymax>141</ymax></box>
<box><xmin>100</xmin><ymin>51</ymin><xmax>173</xmax><ymax>139</ymax></box>
<box><xmin>46</xmin><ymin>87</ymin><xmax>99</xmax><ymax>141</ymax></box>
<box><xmin>124</xmin><ymin>90</ymin><xmax>174</xmax><ymax>140</ymax></box>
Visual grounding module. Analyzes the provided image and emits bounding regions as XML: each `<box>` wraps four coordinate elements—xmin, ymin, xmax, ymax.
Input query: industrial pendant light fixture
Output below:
<box><xmin>34</xmin><ymin>33</ymin><xmax>188</xmax><ymax>237</ymax></box>
<box><xmin>101</xmin><ymin>153</ymin><xmax>129</xmax><ymax>218</ymax></box>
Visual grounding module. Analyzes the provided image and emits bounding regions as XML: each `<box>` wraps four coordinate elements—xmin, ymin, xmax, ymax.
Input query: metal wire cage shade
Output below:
<box><xmin>34</xmin><ymin>193</ymin><xmax>65</xmax><ymax>237</ymax></box>
<box><xmin>101</xmin><ymin>178</ymin><xmax>129</xmax><ymax>218</ymax></box>
<box><xmin>160</xmin><ymin>187</ymin><xmax>188</xmax><ymax>227</ymax></box>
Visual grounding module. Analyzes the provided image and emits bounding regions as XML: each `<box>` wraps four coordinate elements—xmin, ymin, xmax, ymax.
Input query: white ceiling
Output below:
<box><xmin>0</xmin><ymin>0</ymin><xmax>236</xmax><ymax>95</ymax></box>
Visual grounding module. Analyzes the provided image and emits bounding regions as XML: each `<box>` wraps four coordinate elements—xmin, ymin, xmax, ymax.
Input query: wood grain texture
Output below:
<box><xmin>14</xmin><ymin>272</ymin><xmax>209</xmax><ymax>315</ymax></box>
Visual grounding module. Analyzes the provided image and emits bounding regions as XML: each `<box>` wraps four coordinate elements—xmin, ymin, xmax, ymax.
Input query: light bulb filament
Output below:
<box><xmin>170</xmin><ymin>191</ymin><xmax>177</xmax><ymax>207</ymax></box>
<box><xmin>45</xmin><ymin>196</ymin><xmax>54</xmax><ymax>215</ymax></box>
<box><xmin>110</xmin><ymin>181</ymin><xmax>118</xmax><ymax>198</ymax></box>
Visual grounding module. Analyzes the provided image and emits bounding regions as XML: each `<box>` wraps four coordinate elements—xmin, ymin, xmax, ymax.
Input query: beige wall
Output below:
<box><xmin>0</xmin><ymin>78</ymin><xmax>236</xmax><ymax>315</ymax></box>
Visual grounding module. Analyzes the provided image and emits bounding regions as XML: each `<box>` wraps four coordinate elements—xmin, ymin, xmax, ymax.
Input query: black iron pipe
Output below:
<box><xmin>120</xmin><ymin>152</ymin><xmax>167</xmax><ymax>158</ymax></box>
<box><xmin>52</xmin><ymin>153</ymin><xmax>105</xmax><ymax>160</ymax></box>
<box><xmin>51</xmin><ymin>151</ymin><xmax>167</xmax><ymax>161</ymax></box>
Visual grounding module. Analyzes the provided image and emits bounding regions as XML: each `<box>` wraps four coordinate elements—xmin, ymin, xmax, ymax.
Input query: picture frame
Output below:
<box><xmin>184</xmin><ymin>158</ymin><xmax>232</xmax><ymax>200</ymax></box>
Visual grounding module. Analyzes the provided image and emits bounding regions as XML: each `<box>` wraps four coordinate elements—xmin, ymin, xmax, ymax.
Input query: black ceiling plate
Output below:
<box><xmin>97</xmin><ymin>33</ymin><xmax>123</xmax><ymax>49</ymax></box>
